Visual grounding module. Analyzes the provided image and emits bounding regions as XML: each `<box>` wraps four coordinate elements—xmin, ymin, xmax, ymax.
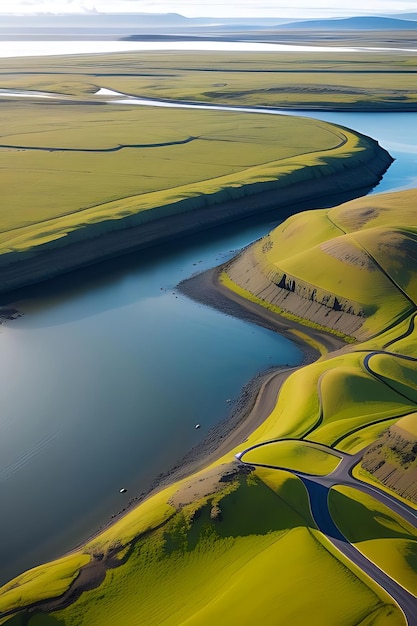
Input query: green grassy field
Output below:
<box><xmin>0</xmin><ymin>96</ymin><xmax>381</xmax><ymax>268</ymax></box>
<box><xmin>0</xmin><ymin>49</ymin><xmax>416</xmax><ymax>110</ymax></box>
<box><xmin>0</xmin><ymin>474</ymin><xmax>404</xmax><ymax>626</ymax></box>
<box><xmin>0</xmin><ymin>102</ymin><xmax>346</xmax><ymax>235</ymax></box>
<box><xmin>240</xmin><ymin>440</ymin><xmax>341</xmax><ymax>474</ymax></box>
<box><xmin>329</xmin><ymin>486</ymin><xmax>417</xmax><ymax>595</ymax></box>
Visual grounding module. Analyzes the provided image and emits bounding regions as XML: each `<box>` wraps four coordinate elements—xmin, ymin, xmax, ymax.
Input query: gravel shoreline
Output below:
<box><xmin>97</xmin><ymin>262</ymin><xmax>346</xmax><ymax>528</ymax></box>
<box><xmin>84</xmin><ymin>263</ymin><xmax>328</xmax><ymax>541</ymax></box>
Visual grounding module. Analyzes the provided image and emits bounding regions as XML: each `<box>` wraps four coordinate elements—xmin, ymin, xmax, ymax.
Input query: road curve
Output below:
<box><xmin>237</xmin><ymin>443</ymin><xmax>417</xmax><ymax>624</ymax></box>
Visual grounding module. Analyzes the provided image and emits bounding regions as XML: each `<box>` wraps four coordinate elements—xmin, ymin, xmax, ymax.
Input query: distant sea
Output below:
<box><xmin>0</xmin><ymin>40</ymin><xmax>416</xmax><ymax>57</ymax></box>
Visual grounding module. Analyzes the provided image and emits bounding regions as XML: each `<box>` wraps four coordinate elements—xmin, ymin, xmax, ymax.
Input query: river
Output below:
<box><xmin>0</xmin><ymin>64</ymin><xmax>416</xmax><ymax>586</ymax></box>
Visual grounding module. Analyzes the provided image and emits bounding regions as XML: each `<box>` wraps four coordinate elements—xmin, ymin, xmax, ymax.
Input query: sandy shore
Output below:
<box><xmin>93</xmin><ymin>263</ymin><xmax>346</xmax><ymax>529</ymax></box>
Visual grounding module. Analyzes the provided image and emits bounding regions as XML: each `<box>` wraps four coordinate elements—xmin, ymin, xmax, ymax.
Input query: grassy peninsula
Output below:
<box><xmin>0</xmin><ymin>90</ymin><xmax>391</xmax><ymax>294</ymax></box>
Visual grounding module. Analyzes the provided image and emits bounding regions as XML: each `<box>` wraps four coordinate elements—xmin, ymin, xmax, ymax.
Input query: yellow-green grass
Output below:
<box><xmin>256</xmin><ymin>208</ymin><xmax>344</xmax><ymax>266</ymax></box>
<box><xmin>329</xmin><ymin>485</ymin><xmax>417</xmax><ymax>595</ymax></box>
<box><xmin>357</xmin><ymin>312</ymin><xmax>417</xmax><ymax>354</ymax></box>
<box><xmin>240</xmin><ymin>440</ymin><xmax>341</xmax><ymax>475</ymax></box>
<box><xmin>0</xmin><ymin>553</ymin><xmax>90</xmax><ymax>616</ymax></box>
<box><xmin>51</xmin><ymin>529</ymin><xmax>389</xmax><ymax>626</ymax></box>
<box><xmin>225</xmin><ymin>197</ymin><xmax>417</xmax><ymax>339</ymax></box>
<box><xmin>251</xmin><ymin>467</ymin><xmax>315</xmax><ymax>525</ymax></box>
<box><xmin>0</xmin><ymin>104</ymin><xmax>341</xmax><ymax>234</ymax></box>
<box><xmin>22</xmin><ymin>475</ymin><xmax>403</xmax><ymax>626</ymax></box>
<box><xmin>0</xmin><ymin>49</ymin><xmax>416</xmax><ymax>110</ymax></box>
<box><xmin>328</xmin><ymin>188</ymin><xmax>417</xmax><ymax>234</ymax></box>
<box><xmin>365</xmin><ymin>353</ymin><xmax>417</xmax><ymax>404</ymax></box>
<box><xmin>396</xmin><ymin>413</ymin><xmax>417</xmax><ymax>437</ymax></box>
<box><xmin>240</xmin><ymin>350</ymin><xmax>416</xmax><ymax>449</ymax></box>
<box><xmin>381</xmin><ymin>317</ymin><xmax>417</xmax><ymax>357</ymax></box>
<box><xmin>328</xmin><ymin>192</ymin><xmax>417</xmax><ymax>303</ymax></box>
<box><xmin>0</xmin><ymin>101</ymin><xmax>377</xmax><ymax>262</ymax></box>
<box><xmin>312</xmin><ymin>361</ymin><xmax>416</xmax><ymax>445</ymax></box>
<box><xmin>84</xmin><ymin>488</ymin><xmax>176</xmax><ymax>555</ymax></box>
<box><xmin>335</xmin><ymin>418</ymin><xmax>401</xmax><ymax>454</ymax></box>
<box><xmin>269</xmin><ymin>230</ymin><xmax>411</xmax><ymax>329</ymax></box>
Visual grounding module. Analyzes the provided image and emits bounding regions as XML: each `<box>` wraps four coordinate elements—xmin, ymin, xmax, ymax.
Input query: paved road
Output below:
<box><xmin>237</xmin><ymin>441</ymin><xmax>417</xmax><ymax>625</ymax></box>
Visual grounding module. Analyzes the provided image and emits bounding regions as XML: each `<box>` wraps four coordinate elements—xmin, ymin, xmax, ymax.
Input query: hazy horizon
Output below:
<box><xmin>1</xmin><ymin>0</ymin><xmax>417</xmax><ymax>19</ymax></box>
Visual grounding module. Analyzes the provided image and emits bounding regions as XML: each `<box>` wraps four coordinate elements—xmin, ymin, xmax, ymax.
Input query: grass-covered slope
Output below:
<box><xmin>329</xmin><ymin>486</ymin><xmax>417</xmax><ymax>595</ymax></box>
<box><xmin>0</xmin><ymin>470</ymin><xmax>404</xmax><ymax>626</ymax></box>
<box><xmin>222</xmin><ymin>188</ymin><xmax>417</xmax><ymax>461</ymax></box>
<box><xmin>221</xmin><ymin>191</ymin><xmax>417</xmax><ymax>454</ymax></box>
<box><xmin>357</xmin><ymin>413</ymin><xmax>417</xmax><ymax>504</ymax></box>
<box><xmin>0</xmin><ymin>97</ymin><xmax>391</xmax><ymax>293</ymax></box>
<box><xmin>222</xmin><ymin>189</ymin><xmax>417</xmax><ymax>341</ymax></box>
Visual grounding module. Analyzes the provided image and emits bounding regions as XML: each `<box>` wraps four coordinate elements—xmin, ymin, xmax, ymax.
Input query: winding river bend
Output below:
<box><xmin>0</xmin><ymin>87</ymin><xmax>416</xmax><ymax>585</ymax></box>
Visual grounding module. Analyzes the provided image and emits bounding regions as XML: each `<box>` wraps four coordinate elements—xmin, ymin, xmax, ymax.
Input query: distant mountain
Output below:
<box><xmin>0</xmin><ymin>13</ymin><xmax>294</xmax><ymax>30</ymax></box>
<box><xmin>0</xmin><ymin>13</ymin><xmax>191</xmax><ymax>28</ymax></box>
<box><xmin>393</xmin><ymin>13</ymin><xmax>417</xmax><ymax>21</ymax></box>
<box><xmin>279</xmin><ymin>16</ymin><xmax>417</xmax><ymax>30</ymax></box>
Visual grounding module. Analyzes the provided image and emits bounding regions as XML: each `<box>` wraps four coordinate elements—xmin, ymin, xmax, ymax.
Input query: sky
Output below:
<box><xmin>1</xmin><ymin>0</ymin><xmax>417</xmax><ymax>18</ymax></box>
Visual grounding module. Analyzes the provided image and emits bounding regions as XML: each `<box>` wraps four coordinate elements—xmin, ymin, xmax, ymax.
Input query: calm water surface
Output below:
<box><xmin>1</xmin><ymin>40</ymin><xmax>415</xmax><ymax>57</ymax></box>
<box><xmin>0</xmin><ymin>82</ymin><xmax>416</xmax><ymax>584</ymax></box>
<box><xmin>0</xmin><ymin>215</ymin><xmax>302</xmax><ymax>583</ymax></box>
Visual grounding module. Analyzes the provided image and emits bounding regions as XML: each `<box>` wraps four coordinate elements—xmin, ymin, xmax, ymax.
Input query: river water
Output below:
<box><xmin>0</xmin><ymin>54</ymin><xmax>416</xmax><ymax>585</ymax></box>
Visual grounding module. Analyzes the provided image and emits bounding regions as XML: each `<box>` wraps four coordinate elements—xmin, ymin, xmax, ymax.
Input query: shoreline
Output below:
<box><xmin>179</xmin><ymin>265</ymin><xmax>346</xmax><ymax>354</ymax></box>
<box><xmin>0</xmin><ymin>143</ymin><xmax>387</xmax><ymax>591</ymax></box>
<box><xmin>0</xmin><ymin>116</ymin><xmax>392</xmax><ymax>603</ymax></box>
<box><xmin>0</xmin><ymin>134</ymin><xmax>392</xmax><ymax>298</ymax></box>
<box><xmin>0</xmin><ymin>265</ymin><xmax>336</xmax><ymax>616</ymax></box>
<box><xmin>0</xmin><ymin>188</ymin><xmax>357</xmax><ymax>593</ymax></box>
<box><xmin>70</xmin><ymin>262</ymin><xmax>343</xmax><ymax>550</ymax></box>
